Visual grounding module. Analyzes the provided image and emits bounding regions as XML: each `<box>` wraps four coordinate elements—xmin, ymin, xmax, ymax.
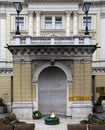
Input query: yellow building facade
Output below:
<box><xmin>0</xmin><ymin>0</ymin><xmax>105</xmax><ymax>119</ymax></box>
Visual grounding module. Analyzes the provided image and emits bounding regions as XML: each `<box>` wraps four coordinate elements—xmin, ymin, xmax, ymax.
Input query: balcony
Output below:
<box><xmin>13</xmin><ymin>35</ymin><xmax>93</xmax><ymax>45</ymax></box>
<box><xmin>7</xmin><ymin>35</ymin><xmax>97</xmax><ymax>62</ymax></box>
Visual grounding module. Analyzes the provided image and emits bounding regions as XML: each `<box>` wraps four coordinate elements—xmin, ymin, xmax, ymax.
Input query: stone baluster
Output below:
<box><xmin>84</xmin><ymin>35</ymin><xmax>91</xmax><ymax>45</ymax></box>
<box><xmin>26</xmin><ymin>36</ymin><xmax>31</xmax><ymax>45</ymax></box>
<box><xmin>14</xmin><ymin>35</ymin><xmax>21</xmax><ymax>45</ymax></box>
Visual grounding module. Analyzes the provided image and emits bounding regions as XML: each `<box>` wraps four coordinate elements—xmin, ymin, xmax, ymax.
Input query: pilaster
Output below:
<box><xmin>28</xmin><ymin>11</ymin><xmax>34</xmax><ymax>36</ymax></box>
<box><xmin>0</xmin><ymin>13</ymin><xmax>6</xmax><ymax>61</ymax></box>
<box><xmin>35</xmin><ymin>11</ymin><xmax>41</xmax><ymax>36</ymax></box>
<box><xmin>66</xmin><ymin>11</ymin><xmax>71</xmax><ymax>36</ymax></box>
<box><xmin>100</xmin><ymin>13</ymin><xmax>105</xmax><ymax>60</ymax></box>
<box><xmin>73</xmin><ymin>11</ymin><xmax>78</xmax><ymax>36</ymax></box>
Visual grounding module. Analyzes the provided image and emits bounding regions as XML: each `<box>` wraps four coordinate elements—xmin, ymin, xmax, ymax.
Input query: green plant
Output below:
<box><xmin>0</xmin><ymin>113</ymin><xmax>26</xmax><ymax>125</ymax></box>
<box><xmin>33</xmin><ymin>110</ymin><xmax>42</xmax><ymax>119</ymax></box>
<box><xmin>92</xmin><ymin>114</ymin><xmax>99</xmax><ymax>118</ymax></box>
<box><xmin>0</xmin><ymin>97</ymin><xmax>6</xmax><ymax>106</ymax></box>
<box><xmin>80</xmin><ymin>119</ymin><xmax>93</xmax><ymax>124</ymax></box>
<box><xmin>95</xmin><ymin>96</ymin><xmax>103</xmax><ymax>106</ymax></box>
<box><xmin>98</xmin><ymin>119</ymin><xmax>105</xmax><ymax>125</ymax></box>
<box><xmin>10</xmin><ymin>119</ymin><xmax>26</xmax><ymax>125</ymax></box>
<box><xmin>0</xmin><ymin>98</ymin><xmax>3</xmax><ymax>106</ymax></box>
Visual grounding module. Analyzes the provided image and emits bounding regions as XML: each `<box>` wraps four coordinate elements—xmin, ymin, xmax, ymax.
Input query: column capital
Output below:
<box><xmin>65</xmin><ymin>10</ymin><xmax>72</xmax><ymax>16</ymax></box>
<box><xmin>28</xmin><ymin>11</ymin><xmax>34</xmax><ymax>16</ymax></box>
<box><xmin>73</xmin><ymin>11</ymin><xmax>78</xmax><ymax>16</ymax></box>
<box><xmin>100</xmin><ymin>12</ymin><xmax>105</xmax><ymax>19</ymax></box>
<box><xmin>0</xmin><ymin>13</ymin><xmax>6</xmax><ymax>19</ymax></box>
<box><xmin>35</xmin><ymin>11</ymin><xmax>41</xmax><ymax>16</ymax></box>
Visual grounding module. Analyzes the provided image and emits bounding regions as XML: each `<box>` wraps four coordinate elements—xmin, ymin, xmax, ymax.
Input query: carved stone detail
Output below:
<box><xmin>100</xmin><ymin>13</ymin><xmax>105</xmax><ymax>19</ymax></box>
<box><xmin>0</xmin><ymin>13</ymin><xmax>6</xmax><ymax>19</ymax></box>
<box><xmin>28</xmin><ymin>11</ymin><xmax>34</xmax><ymax>16</ymax></box>
<box><xmin>7</xmin><ymin>45</ymin><xmax>97</xmax><ymax>62</ymax></box>
<box><xmin>92</xmin><ymin>67</ymin><xmax>105</xmax><ymax>75</ymax></box>
<box><xmin>0</xmin><ymin>68</ymin><xmax>13</xmax><ymax>76</ymax></box>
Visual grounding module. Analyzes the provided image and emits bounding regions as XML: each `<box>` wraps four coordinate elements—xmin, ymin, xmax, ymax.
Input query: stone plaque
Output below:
<box><xmin>38</xmin><ymin>66</ymin><xmax>67</xmax><ymax>116</ymax></box>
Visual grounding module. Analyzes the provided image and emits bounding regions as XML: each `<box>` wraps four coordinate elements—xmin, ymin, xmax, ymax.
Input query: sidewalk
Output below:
<box><xmin>22</xmin><ymin>117</ymin><xmax>84</xmax><ymax>130</ymax></box>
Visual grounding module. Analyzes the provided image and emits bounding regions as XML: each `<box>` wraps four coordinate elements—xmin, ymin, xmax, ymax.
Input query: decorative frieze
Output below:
<box><xmin>7</xmin><ymin>44</ymin><xmax>97</xmax><ymax>62</ymax></box>
<box><xmin>92</xmin><ymin>67</ymin><xmax>105</xmax><ymax>75</ymax></box>
<box><xmin>0</xmin><ymin>68</ymin><xmax>13</xmax><ymax>76</ymax></box>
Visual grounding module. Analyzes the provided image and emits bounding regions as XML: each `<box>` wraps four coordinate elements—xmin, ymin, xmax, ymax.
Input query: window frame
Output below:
<box><xmin>55</xmin><ymin>17</ymin><xmax>62</xmax><ymax>30</ymax></box>
<box><xmin>15</xmin><ymin>16</ymin><xmax>25</xmax><ymax>31</ymax></box>
<box><xmin>82</xmin><ymin>16</ymin><xmax>92</xmax><ymax>30</ymax></box>
<box><xmin>45</xmin><ymin>15</ymin><xmax>62</xmax><ymax>30</ymax></box>
<box><xmin>45</xmin><ymin>16</ymin><xmax>52</xmax><ymax>30</ymax></box>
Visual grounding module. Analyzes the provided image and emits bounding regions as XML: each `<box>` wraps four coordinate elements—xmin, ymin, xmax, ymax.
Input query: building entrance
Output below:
<box><xmin>38</xmin><ymin>66</ymin><xmax>67</xmax><ymax>116</ymax></box>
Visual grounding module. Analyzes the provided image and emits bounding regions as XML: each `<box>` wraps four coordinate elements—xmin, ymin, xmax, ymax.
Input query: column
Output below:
<box><xmin>35</xmin><ymin>11</ymin><xmax>41</xmax><ymax>36</ymax></box>
<box><xmin>0</xmin><ymin>13</ymin><xmax>6</xmax><ymax>61</ymax></box>
<box><xmin>100</xmin><ymin>13</ymin><xmax>105</xmax><ymax>60</ymax></box>
<box><xmin>66</xmin><ymin>11</ymin><xmax>71</xmax><ymax>36</ymax></box>
<box><xmin>73</xmin><ymin>11</ymin><xmax>78</xmax><ymax>36</ymax></box>
<box><xmin>28</xmin><ymin>11</ymin><xmax>34</xmax><ymax>36</ymax></box>
<box><xmin>52</xmin><ymin>15</ymin><xmax>55</xmax><ymax>29</ymax></box>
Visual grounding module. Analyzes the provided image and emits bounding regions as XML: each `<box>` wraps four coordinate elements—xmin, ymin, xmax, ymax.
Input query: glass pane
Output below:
<box><xmin>55</xmin><ymin>17</ymin><xmax>62</xmax><ymax>29</ymax></box>
<box><xmin>15</xmin><ymin>17</ymin><xmax>24</xmax><ymax>30</ymax></box>
<box><xmin>45</xmin><ymin>24</ymin><xmax>52</xmax><ymax>29</ymax></box>
<box><xmin>83</xmin><ymin>16</ymin><xmax>91</xmax><ymax>30</ymax></box>
<box><xmin>45</xmin><ymin>17</ymin><xmax>52</xmax><ymax>29</ymax></box>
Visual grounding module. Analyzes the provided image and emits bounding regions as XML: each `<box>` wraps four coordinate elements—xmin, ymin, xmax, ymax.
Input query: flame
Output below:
<box><xmin>50</xmin><ymin>112</ymin><xmax>56</xmax><ymax>118</ymax></box>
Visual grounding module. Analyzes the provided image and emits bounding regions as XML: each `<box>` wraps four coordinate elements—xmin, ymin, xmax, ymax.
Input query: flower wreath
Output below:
<box><xmin>33</xmin><ymin>110</ymin><xmax>42</xmax><ymax>119</ymax></box>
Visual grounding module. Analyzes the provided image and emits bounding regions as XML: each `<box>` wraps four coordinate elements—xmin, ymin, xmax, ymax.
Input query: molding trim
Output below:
<box><xmin>92</xmin><ymin>67</ymin><xmax>105</xmax><ymax>75</ymax></box>
<box><xmin>7</xmin><ymin>45</ymin><xmax>97</xmax><ymax>62</ymax></box>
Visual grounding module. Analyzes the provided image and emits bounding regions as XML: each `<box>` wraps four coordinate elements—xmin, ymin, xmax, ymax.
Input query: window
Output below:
<box><xmin>55</xmin><ymin>17</ymin><xmax>62</xmax><ymax>29</ymax></box>
<box><xmin>83</xmin><ymin>16</ymin><xmax>91</xmax><ymax>30</ymax></box>
<box><xmin>45</xmin><ymin>17</ymin><xmax>52</xmax><ymax>29</ymax></box>
<box><xmin>45</xmin><ymin>16</ymin><xmax>62</xmax><ymax>30</ymax></box>
<box><xmin>15</xmin><ymin>17</ymin><xmax>24</xmax><ymax>30</ymax></box>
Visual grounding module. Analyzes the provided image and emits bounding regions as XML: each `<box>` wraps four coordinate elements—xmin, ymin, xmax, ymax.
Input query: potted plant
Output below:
<box><xmin>0</xmin><ymin>97</ymin><xmax>7</xmax><ymax>114</ymax></box>
<box><xmin>93</xmin><ymin>96</ymin><xmax>104</xmax><ymax>113</ymax></box>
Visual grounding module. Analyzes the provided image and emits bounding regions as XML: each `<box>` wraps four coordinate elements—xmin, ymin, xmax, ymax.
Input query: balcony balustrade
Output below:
<box><xmin>13</xmin><ymin>35</ymin><xmax>93</xmax><ymax>45</ymax></box>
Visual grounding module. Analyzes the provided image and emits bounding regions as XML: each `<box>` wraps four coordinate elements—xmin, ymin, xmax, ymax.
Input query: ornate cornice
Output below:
<box><xmin>7</xmin><ymin>44</ymin><xmax>97</xmax><ymax>62</ymax></box>
<box><xmin>92</xmin><ymin>67</ymin><xmax>105</xmax><ymax>75</ymax></box>
<box><xmin>0</xmin><ymin>68</ymin><xmax>13</xmax><ymax>76</ymax></box>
